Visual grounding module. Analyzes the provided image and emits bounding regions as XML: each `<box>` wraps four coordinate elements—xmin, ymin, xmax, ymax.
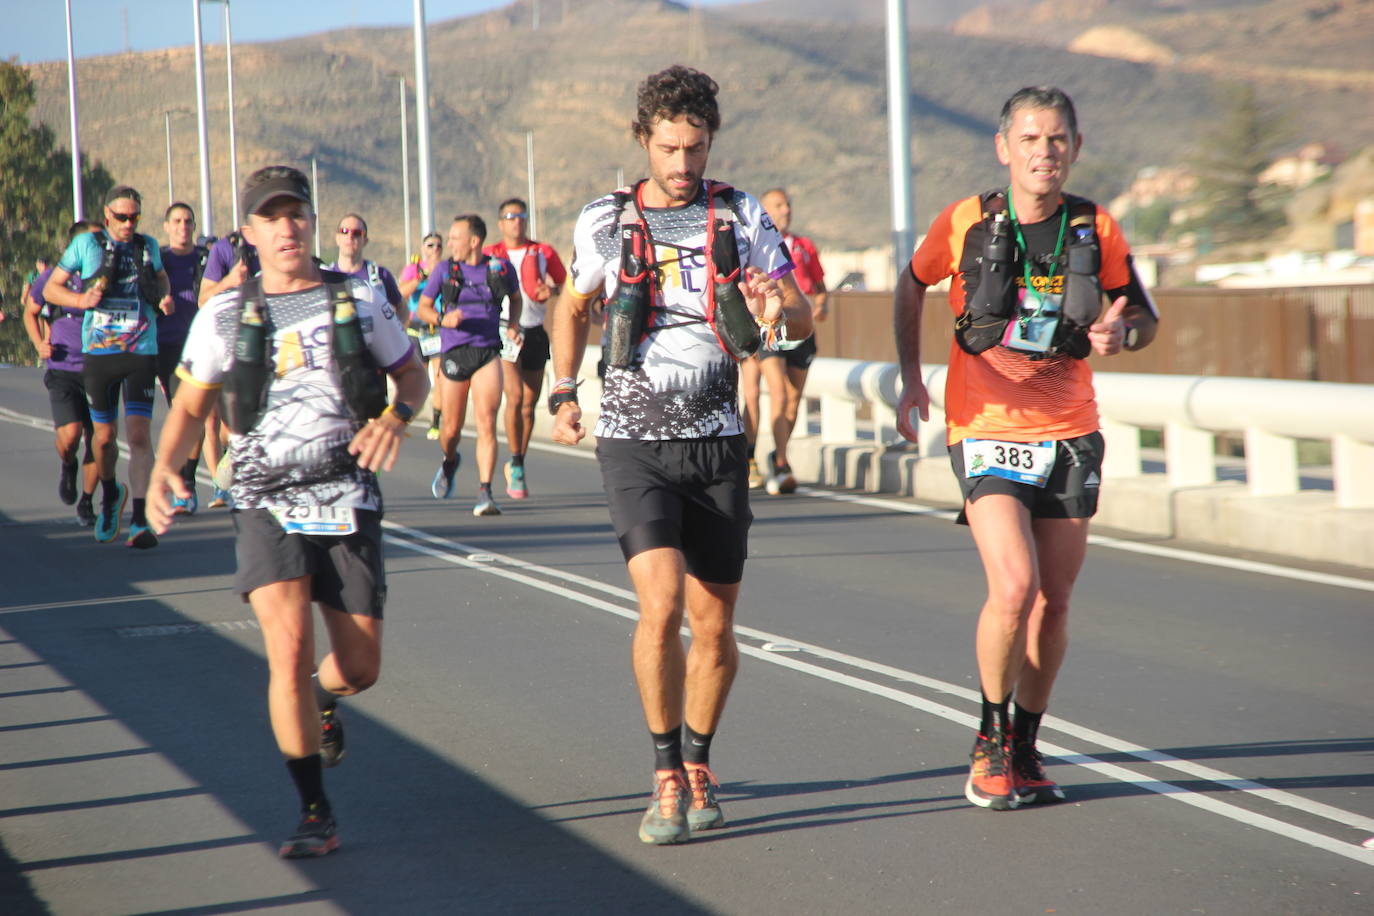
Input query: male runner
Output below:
<box><xmin>895</xmin><ymin>87</ymin><xmax>1159</xmax><ymax>810</ymax></box>
<box><xmin>23</xmin><ymin>222</ymin><xmax>100</xmax><ymax>526</ymax></box>
<box><xmin>482</xmin><ymin>197</ymin><xmax>566</xmax><ymax>499</ymax></box>
<box><xmin>739</xmin><ymin>187</ymin><xmax>828</xmax><ymax>494</ymax></box>
<box><xmin>158</xmin><ymin>203</ymin><xmax>209</xmax><ymax>514</ymax></box>
<box><xmin>148</xmin><ymin>165</ymin><xmax>428</xmax><ymax>858</ymax></box>
<box><xmin>415</xmin><ymin>214</ymin><xmax>519</xmax><ymax>517</ymax></box>
<box><xmin>326</xmin><ymin>212</ymin><xmax>404</xmax><ymax>311</ymax></box>
<box><xmin>44</xmin><ymin>185</ymin><xmax>173</xmax><ymax>547</ymax></box>
<box><xmin>551</xmin><ymin>65</ymin><xmax>813</xmax><ymax>844</ymax></box>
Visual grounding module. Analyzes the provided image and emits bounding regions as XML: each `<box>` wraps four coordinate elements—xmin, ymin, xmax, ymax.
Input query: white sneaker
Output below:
<box><xmin>473</xmin><ymin>489</ymin><xmax>502</xmax><ymax>517</ymax></box>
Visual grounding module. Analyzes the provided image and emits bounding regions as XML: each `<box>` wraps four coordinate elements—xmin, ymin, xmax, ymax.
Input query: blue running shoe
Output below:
<box><xmin>431</xmin><ymin>456</ymin><xmax>459</xmax><ymax>499</ymax></box>
<box><xmin>95</xmin><ymin>482</ymin><xmax>127</xmax><ymax>543</ymax></box>
<box><xmin>126</xmin><ymin>522</ymin><xmax>158</xmax><ymax>550</ymax></box>
<box><xmin>208</xmin><ymin>487</ymin><xmax>230</xmax><ymax>509</ymax></box>
<box><xmin>172</xmin><ymin>490</ymin><xmax>198</xmax><ymax>516</ymax></box>
<box><xmin>504</xmin><ymin>460</ymin><xmax>528</xmax><ymax>500</ymax></box>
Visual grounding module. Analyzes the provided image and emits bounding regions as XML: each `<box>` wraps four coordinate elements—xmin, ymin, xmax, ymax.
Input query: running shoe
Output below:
<box><xmin>425</xmin><ymin>425</ymin><xmax>440</xmax><ymax>441</ymax></box>
<box><xmin>278</xmin><ymin>804</ymin><xmax>339</xmax><ymax>859</ymax></box>
<box><xmin>76</xmin><ymin>497</ymin><xmax>97</xmax><ymax>528</ymax></box>
<box><xmin>1013</xmin><ymin>740</ymin><xmax>1065</xmax><ymax>805</ymax></box>
<box><xmin>126</xmin><ymin>522</ymin><xmax>158</xmax><ymax>550</ymax></box>
<box><xmin>94</xmin><ymin>482</ymin><xmax>128</xmax><ymax>543</ymax></box>
<box><xmin>638</xmin><ymin>769</ymin><xmax>691</xmax><ymax>845</ymax></box>
<box><xmin>472</xmin><ymin>488</ymin><xmax>502</xmax><ymax>517</ymax></box>
<box><xmin>59</xmin><ymin>462</ymin><xmax>78</xmax><ymax>505</ymax></box>
<box><xmin>683</xmin><ymin>762</ymin><xmax>726</xmax><ymax>831</ymax></box>
<box><xmin>432</xmin><ymin>457</ymin><xmax>459</xmax><ymax>499</ymax></box>
<box><xmin>172</xmin><ymin>491</ymin><xmax>198</xmax><ymax>516</ymax></box>
<box><xmin>965</xmin><ymin>731</ymin><xmax>1018</xmax><ymax>811</ymax></box>
<box><xmin>504</xmin><ymin>460</ymin><xmax>529</xmax><ymax>500</ymax></box>
<box><xmin>208</xmin><ymin>487</ymin><xmax>230</xmax><ymax>509</ymax></box>
<box><xmin>764</xmin><ymin>450</ymin><xmax>797</xmax><ymax>496</ymax></box>
<box><xmin>320</xmin><ymin>707</ymin><xmax>346</xmax><ymax>768</ymax></box>
<box><xmin>747</xmin><ymin>457</ymin><xmax>764</xmax><ymax>489</ymax></box>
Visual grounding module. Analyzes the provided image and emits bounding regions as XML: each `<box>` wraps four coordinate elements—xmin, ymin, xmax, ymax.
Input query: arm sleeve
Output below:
<box><xmin>739</xmin><ymin>192</ymin><xmax>794</xmax><ymax>280</ymax></box>
<box><xmin>56</xmin><ymin>233</ymin><xmax>101</xmax><ymax>280</ymax></box>
<box><xmin>909</xmin><ymin>201</ymin><xmax>961</xmax><ymax>288</ymax></box>
<box><xmin>355</xmin><ymin>279</ymin><xmax>415</xmax><ymax>373</ymax></box>
<box><xmin>569</xmin><ymin>204</ymin><xmax>611</xmax><ymax>299</ymax></box>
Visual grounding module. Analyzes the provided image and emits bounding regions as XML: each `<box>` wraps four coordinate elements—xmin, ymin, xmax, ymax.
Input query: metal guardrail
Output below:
<box><xmin>798</xmin><ymin>358</ymin><xmax>1374</xmax><ymax>510</ymax></box>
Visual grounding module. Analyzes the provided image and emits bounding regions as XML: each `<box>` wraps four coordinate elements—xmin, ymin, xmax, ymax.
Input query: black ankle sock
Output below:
<box><xmin>285</xmin><ymin>754</ymin><xmax>329</xmax><ymax>811</ymax></box>
<box><xmin>979</xmin><ymin>692</ymin><xmax>1011</xmax><ymax>738</ymax></box>
<box><xmin>510</xmin><ymin>453</ymin><xmax>524</xmax><ymax>468</ymax></box>
<box><xmin>1012</xmin><ymin>703</ymin><xmax>1043</xmax><ymax>747</ymax></box>
<box><xmin>431</xmin><ymin>410</ymin><xmax>441</xmax><ymax>429</ymax></box>
<box><xmin>182</xmin><ymin>458</ymin><xmax>199</xmax><ymax>485</ymax></box>
<box><xmin>683</xmin><ymin>724</ymin><xmax>714</xmax><ymax>766</ymax></box>
<box><xmin>131</xmin><ymin>498</ymin><xmax>147</xmax><ymax>526</ymax></box>
<box><xmin>78</xmin><ymin>491</ymin><xmax>93</xmax><ymax>505</ymax></box>
<box><xmin>651</xmin><ymin>727</ymin><xmax>683</xmax><ymax>771</ymax></box>
<box><xmin>442</xmin><ymin>456</ymin><xmax>458</xmax><ymax>475</ymax></box>
<box><xmin>100</xmin><ymin>478</ymin><xmax>119</xmax><ymax>502</ymax></box>
<box><xmin>746</xmin><ymin>443</ymin><xmax>756</xmax><ymax>460</ymax></box>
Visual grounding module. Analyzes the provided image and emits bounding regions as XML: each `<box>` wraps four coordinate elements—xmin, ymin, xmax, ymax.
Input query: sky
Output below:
<box><xmin>3</xmin><ymin>0</ymin><xmax>736</xmax><ymax>65</ymax></box>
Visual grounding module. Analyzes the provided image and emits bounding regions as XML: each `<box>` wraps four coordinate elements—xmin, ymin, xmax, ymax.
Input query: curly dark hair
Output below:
<box><xmin>632</xmin><ymin>65</ymin><xmax>720</xmax><ymax>142</ymax></box>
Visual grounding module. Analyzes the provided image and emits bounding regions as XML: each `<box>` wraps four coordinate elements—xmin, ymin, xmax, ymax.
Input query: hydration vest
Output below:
<box><xmin>603</xmin><ymin>179</ymin><xmax>760</xmax><ymax>368</ymax></box>
<box><xmin>437</xmin><ymin>256</ymin><xmax>511</xmax><ymax>314</ymax></box>
<box><xmin>953</xmin><ymin>190</ymin><xmax>1102</xmax><ymax>360</ymax></box>
<box><xmin>90</xmin><ymin>230</ymin><xmax>161</xmax><ymax>306</ymax></box>
<box><xmin>220</xmin><ymin>270</ymin><xmax>387</xmax><ymax>435</ymax></box>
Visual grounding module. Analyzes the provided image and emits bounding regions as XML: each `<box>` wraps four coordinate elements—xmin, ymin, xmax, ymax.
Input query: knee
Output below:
<box><xmin>125</xmin><ymin>427</ymin><xmax>151</xmax><ymax>450</ymax></box>
<box><xmin>1035</xmin><ymin>593</ymin><xmax>1072</xmax><ymax>628</ymax></box>
<box><xmin>985</xmin><ymin>573</ymin><xmax>1039</xmax><ymax>618</ymax></box>
<box><xmin>636</xmin><ymin>604</ymin><xmax>685</xmax><ymax>644</ymax></box>
<box><xmin>687</xmin><ymin>613</ymin><xmax>736</xmax><ymax>653</ymax></box>
<box><xmin>335</xmin><ymin>661</ymin><xmax>380</xmax><ymax>695</ymax></box>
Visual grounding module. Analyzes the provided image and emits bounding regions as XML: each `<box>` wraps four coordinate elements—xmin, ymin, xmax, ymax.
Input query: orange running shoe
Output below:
<box><xmin>1013</xmin><ymin>740</ymin><xmax>1065</xmax><ymax>804</ymax></box>
<box><xmin>965</xmin><ymin>731</ymin><xmax>1019</xmax><ymax>810</ymax></box>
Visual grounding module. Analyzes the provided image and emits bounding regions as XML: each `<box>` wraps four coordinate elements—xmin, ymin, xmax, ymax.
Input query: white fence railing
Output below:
<box><xmin>799</xmin><ymin>358</ymin><xmax>1374</xmax><ymax>510</ymax></box>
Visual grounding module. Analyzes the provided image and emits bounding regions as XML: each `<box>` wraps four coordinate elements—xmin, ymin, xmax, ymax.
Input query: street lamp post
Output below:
<box><xmin>400</xmin><ymin>78</ymin><xmax>412</xmax><ymax>258</ymax></box>
<box><xmin>526</xmin><ymin>130</ymin><xmax>538</xmax><ymax>242</ymax></box>
<box><xmin>221</xmin><ymin>0</ymin><xmax>240</xmax><ymax>227</ymax></box>
<box><xmin>165</xmin><ymin>111</ymin><xmax>175</xmax><ymax>203</ymax></box>
<box><xmin>63</xmin><ymin>0</ymin><xmax>83</xmax><ymax>220</ymax></box>
<box><xmin>885</xmin><ymin>0</ymin><xmax>915</xmax><ymax>281</ymax></box>
<box><xmin>192</xmin><ymin>0</ymin><xmax>214</xmax><ymax>236</ymax></box>
<box><xmin>413</xmin><ymin>0</ymin><xmax>435</xmax><ymax>235</ymax></box>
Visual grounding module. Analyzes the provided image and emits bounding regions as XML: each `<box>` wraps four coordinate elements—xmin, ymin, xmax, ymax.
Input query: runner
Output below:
<box><xmin>22</xmin><ymin>222</ymin><xmax>100</xmax><ymax>527</ymax></box>
<box><xmin>158</xmin><ymin>203</ymin><xmax>209</xmax><ymax>514</ymax></box>
<box><xmin>482</xmin><ymin>197</ymin><xmax>566</xmax><ymax>500</ymax></box>
<box><xmin>397</xmin><ymin>233</ymin><xmax>445</xmax><ymax>441</ymax></box>
<box><xmin>739</xmin><ymin>187</ymin><xmax>828</xmax><ymax>494</ymax></box>
<box><xmin>414</xmin><ymin>214</ymin><xmax>519</xmax><ymax>517</ymax></box>
<box><xmin>894</xmin><ymin>86</ymin><xmax>1159</xmax><ymax>810</ymax></box>
<box><xmin>43</xmin><ymin>185</ymin><xmax>174</xmax><ymax>547</ymax></box>
<box><xmin>324</xmin><ymin>212</ymin><xmax>404</xmax><ymax>312</ymax></box>
<box><xmin>550</xmin><ymin>66</ymin><xmax>813</xmax><ymax>844</ymax></box>
<box><xmin>147</xmin><ymin>165</ymin><xmax>429</xmax><ymax>858</ymax></box>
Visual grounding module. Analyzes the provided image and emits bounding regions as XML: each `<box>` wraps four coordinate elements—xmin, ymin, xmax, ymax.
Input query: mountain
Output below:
<box><xmin>20</xmin><ymin>0</ymin><xmax>1371</xmax><ymax>271</ymax></box>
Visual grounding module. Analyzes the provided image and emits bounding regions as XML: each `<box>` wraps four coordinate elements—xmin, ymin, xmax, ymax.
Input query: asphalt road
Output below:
<box><xmin>0</xmin><ymin>366</ymin><xmax>1370</xmax><ymax>916</ymax></box>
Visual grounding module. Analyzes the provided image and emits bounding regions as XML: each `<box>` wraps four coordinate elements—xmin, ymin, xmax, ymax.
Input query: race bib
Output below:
<box><xmin>963</xmin><ymin>438</ymin><xmax>1056</xmax><ymax>487</ymax></box>
<box><xmin>500</xmin><ymin>324</ymin><xmax>523</xmax><ymax>363</ymax></box>
<box><xmin>90</xmin><ymin>301</ymin><xmax>141</xmax><ymax>336</ymax></box>
<box><xmin>419</xmin><ymin>329</ymin><xmax>442</xmax><ymax>357</ymax></box>
<box><xmin>268</xmin><ymin>506</ymin><xmax>357</xmax><ymax>536</ymax></box>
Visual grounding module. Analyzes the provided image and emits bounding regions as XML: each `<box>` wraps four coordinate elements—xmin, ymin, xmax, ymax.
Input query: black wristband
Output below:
<box><xmin>547</xmin><ymin>389</ymin><xmax>579</xmax><ymax>416</ymax></box>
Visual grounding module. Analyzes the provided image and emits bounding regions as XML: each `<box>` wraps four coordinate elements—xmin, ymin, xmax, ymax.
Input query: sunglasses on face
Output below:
<box><xmin>110</xmin><ymin>212</ymin><xmax>141</xmax><ymax>223</ymax></box>
<box><xmin>337</xmin><ymin>228</ymin><xmax>365</xmax><ymax>238</ymax></box>
<box><xmin>500</xmin><ymin>212</ymin><xmax>527</xmax><ymax>221</ymax></box>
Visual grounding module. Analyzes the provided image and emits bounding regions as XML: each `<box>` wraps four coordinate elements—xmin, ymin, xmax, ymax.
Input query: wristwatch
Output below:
<box><xmin>547</xmin><ymin>389</ymin><xmax>578</xmax><ymax>416</ymax></box>
<box><xmin>386</xmin><ymin>401</ymin><xmax>415</xmax><ymax>424</ymax></box>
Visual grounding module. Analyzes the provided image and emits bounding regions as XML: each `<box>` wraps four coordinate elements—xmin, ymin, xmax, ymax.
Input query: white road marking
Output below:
<box><xmin>381</xmin><ymin>520</ymin><xmax>1374</xmax><ymax>867</ymax></box>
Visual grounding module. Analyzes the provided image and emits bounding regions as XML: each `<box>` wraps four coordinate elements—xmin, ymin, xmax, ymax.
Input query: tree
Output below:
<box><xmin>1184</xmin><ymin>83</ymin><xmax>1291</xmax><ymax>246</ymax></box>
<box><xmin>0</xmin><ymin>58</ymin><xmax>113</xmax><ymax>364</ymax></box>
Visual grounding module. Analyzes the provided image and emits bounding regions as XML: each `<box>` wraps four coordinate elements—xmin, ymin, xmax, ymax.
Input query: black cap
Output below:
<box><xmin>239</xmin><ymin>167</ymin><xmax>313</xmax><ymax>219</ymax></box>
<box><xmin>104</xmin><ymin>185</ymin><xmax>141</xmax><ymax>206</ymax></box>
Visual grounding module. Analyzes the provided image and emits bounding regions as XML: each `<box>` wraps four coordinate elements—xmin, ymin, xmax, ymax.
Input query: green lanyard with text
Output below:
<box><xmin>1006</xmin><ymin>189</ymin><xmax>1068</xmax><ymax>322</ymax></box>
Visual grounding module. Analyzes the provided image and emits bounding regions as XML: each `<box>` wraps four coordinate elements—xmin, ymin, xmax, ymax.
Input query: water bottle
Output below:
<box><xmin>604</xmin><ymin>224</ymin><xmax>649</xmax><ymax>368</ymax></box>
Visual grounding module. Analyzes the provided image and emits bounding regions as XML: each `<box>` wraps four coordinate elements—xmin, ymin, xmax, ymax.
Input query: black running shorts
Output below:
<box><xmin>595</xmin><ymin>434</ymin><xmax>752</xmax><ymax>585</ymax></box>
<box><xmin>759</xmin><ymin>334</ymin><xmax>817</xmax><ymax>371</ymax></box>
<box><xmin>82</xmin><ymin>352</ymin><xmax>157</xmax><ymax>423</ymax></box>
<box><xmin>440</xmin><ymin>345</ymin><xmax>500</xmax><ymax>382</ymax></box>
<box><xmin>232</xmin><ymin>508</ymin><xmax>387</xmax><ymax>618</ymax></box>
<box><xmin>44</xmin><ymin>368</ymin><xmax>93</xmax><ymax>430</ymax></box>
<box><xmin>949</xmin><ymin>431</ymin><xmax>1104</xmax><ymax>523</ymax></box>
<box><xmin>515</xmin><ymin>324</ymin><xmax>550</xmax><ymax>372</ymax></box>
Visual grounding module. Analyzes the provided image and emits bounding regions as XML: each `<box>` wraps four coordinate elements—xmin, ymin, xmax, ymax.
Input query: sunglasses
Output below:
<box><xmin>423</xmin><ymin>241</ymin><xmax>441</xmax><ymax>248</ymax></box>
<box><xmin>110</xmin><ymin>212</ymin><xmax>141</xmax><ymax>223</ymax></box>
<box><xmin>337</xmin><ymin>228</ymin><xmax>365</xmax><ymax>238</ymax></box>
<box><xmin>500</xmin><ymin>212</ymin><xmax>527</xmax><ymax>221</ymax></box>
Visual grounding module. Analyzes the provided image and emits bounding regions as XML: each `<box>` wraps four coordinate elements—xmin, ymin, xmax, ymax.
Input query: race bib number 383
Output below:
<box><xmin>962</xmin><ymin>438</ymin><xmax>1056</xmax><ymax>487</ymax></box>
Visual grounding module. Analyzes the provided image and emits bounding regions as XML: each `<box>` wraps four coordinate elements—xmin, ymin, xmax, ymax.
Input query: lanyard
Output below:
<box><xmin>1006</xmin><ymin>188</ymin><xmax>1067</xmax><ymax>315</ymax></box>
